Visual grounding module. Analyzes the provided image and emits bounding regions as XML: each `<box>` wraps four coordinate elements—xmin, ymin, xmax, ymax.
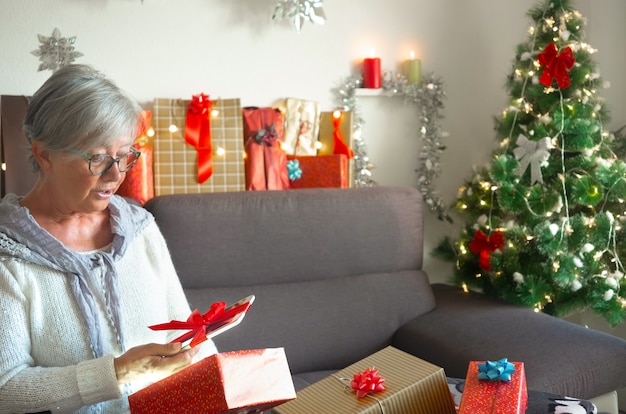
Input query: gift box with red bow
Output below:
<box><xmin>458</xmin><ymin>359</ymin><xmax>528</xmax><ymax>414</ymax></box>
<box><xmin>152</xmin><ymin>96</ymin><xmax>246</xmax><ymax>195</ymax></box>
<box><xmin>116</xmin><ymin>110</ymin><xmax>154</xmax><ymax>205</ymax></box>
<box><xmin>242</xmin><ymin>107</ymin><xmax>290</xmax><ymax>190</ymax></box>
<box><xmin>317</xmin><ymin>110</ymin><xmax>354</xmax><ymax>187</ymax></box>
<box><xmin>286</xmin><ymin>154</ymin><xmax>348</xmax><ymax>189</ymax></box>
<box><xmin>128</xmin><ymin>348</ymin><xmax>296</xmax><ymax>414</ymax></box>
<box><xmin>273</xmin><ymin>346</ymin><xmax>455</xmax><ymax>414</ymax></box>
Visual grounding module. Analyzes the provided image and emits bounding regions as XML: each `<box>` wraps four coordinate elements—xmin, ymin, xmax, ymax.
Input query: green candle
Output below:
<box><xmin>404</xmin><ymin>51</ymin><xmax>422</xmax><ymax>86</ymax></box>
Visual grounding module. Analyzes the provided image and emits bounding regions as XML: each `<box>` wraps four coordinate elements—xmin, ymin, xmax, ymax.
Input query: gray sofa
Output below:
<box><xmin>143</xmin><ymin>186</ymin><xmax>626</xmax><ymax>407</ymax></box>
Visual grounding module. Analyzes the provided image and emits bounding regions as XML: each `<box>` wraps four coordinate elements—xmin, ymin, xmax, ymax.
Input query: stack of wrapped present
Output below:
<box><xmin>243</xmin><ymin>98</ymin><xmax>355</xmax><ymax>190</ymax></box>
<box><xmin>139</xmin><ymin>94</ymin><xmax>357</xmax><ymax>200</ymax></box>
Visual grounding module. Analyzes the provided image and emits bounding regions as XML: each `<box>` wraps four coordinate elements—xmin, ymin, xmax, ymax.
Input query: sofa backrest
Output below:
<box><xmin>144</xmin><ymin>186</ymin><xmax>436</xmax><ymax>373</ymax></box>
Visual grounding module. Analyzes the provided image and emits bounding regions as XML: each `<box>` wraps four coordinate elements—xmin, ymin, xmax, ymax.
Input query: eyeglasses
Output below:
<box><xmin>69</xmin><ymin>147</ymin><xmax>141</xmax><ymax>176</ymax></box>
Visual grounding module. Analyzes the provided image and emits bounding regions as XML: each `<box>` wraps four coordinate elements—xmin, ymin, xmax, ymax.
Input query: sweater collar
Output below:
<box><xmin>0</xmin><ymin>193</ymin><xmax>154</xmax><ymax>358</ymax></box>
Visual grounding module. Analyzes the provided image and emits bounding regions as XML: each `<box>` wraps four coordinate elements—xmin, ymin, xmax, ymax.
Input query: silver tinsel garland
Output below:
<box><xmin>333</xmin><ymin>71</ymin><xmax>451</xmax><ymax>221</ymax></box>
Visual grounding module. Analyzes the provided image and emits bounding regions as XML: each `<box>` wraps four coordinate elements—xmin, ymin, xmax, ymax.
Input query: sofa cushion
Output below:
<box><xmin>393</xmin><ymin>283</ymin><xmax>626</xmax><ymax>400</ymax></box>
<box><xmin>144</xmin><ymin>187</ymin><xmax>425</xmax><ymax>289</ymax></box>
<box><xmin>184</xmin><ymin>270</ymin><xmax>435</xmax><ymax>374</ymax></box>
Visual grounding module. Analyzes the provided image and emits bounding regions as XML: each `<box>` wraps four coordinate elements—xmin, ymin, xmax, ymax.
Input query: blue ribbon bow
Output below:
<box><xmin>477</xmin><ymin>358</ymin><xmax>516</xmax><ymax>382</ymax></box>
<box><xmin>287</xmin><ymin>159</ymin><xmax>302</xmax><ymax>181</ymax></box>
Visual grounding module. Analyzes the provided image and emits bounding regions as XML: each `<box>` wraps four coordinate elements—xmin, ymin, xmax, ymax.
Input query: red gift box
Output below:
<box><xmin>116</xmin><ymin>110</ymin><xmax>154</xmax><ymax>205</ymax></box>
<box><xmin>458</xmin><ymin>360</ymin><xmax>528</xmax><ymax>414</ymax></box>
<box><xmin>128</xmin><ymin>348</ymin><xmax>296</xmax><ymax>414</ymax></box>
<box><xmin>287</xmin><ymin>154</ymin><xmax>348</xmax><ymax>189</ymax></box>
<box><xmin>243</xmin><ymin>107</ymin><xmax>290</xmax><ymax>191</ymax></box>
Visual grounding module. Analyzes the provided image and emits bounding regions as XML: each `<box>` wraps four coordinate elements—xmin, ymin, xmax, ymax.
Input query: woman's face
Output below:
<box><xmin>49</xmin><ymin>138</ymin><xmax>135</xmax><ymax>214</ymax></box>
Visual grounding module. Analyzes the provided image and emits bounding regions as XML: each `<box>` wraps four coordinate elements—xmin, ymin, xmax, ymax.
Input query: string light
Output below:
<box><xmin>166</xmin><ymin>101</ymin><xmax>229</xmax><ymax>157</ymax></box>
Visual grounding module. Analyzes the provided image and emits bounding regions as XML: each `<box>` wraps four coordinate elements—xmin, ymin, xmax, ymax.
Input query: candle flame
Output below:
<box><xmin>332</xmin><ymin>110</ymin><xmax>342</xmax><ymax>119</ymax></box>
<box><xmin>369</xmin><ymin>48</ymin><xmax>376</xmax><ymax>57</ymax></box>
<box><xmin>410</xmin><ymin>51</ymin><xmax>415</xmax><ymax>59</ymax></box>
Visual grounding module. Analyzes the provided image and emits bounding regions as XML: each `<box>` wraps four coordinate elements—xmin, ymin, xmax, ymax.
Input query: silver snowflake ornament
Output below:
<box><xmin>31</xmin><ymin>28</ymin><xmax>83</xmax><ymax>72</ymax></box>
<box><xmin>273</xmin><ymin>0</ymin><xmax>326</xmax><ymax>32</ymax></box>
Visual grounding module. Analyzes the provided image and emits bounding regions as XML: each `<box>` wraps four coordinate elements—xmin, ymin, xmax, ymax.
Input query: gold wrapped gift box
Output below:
<box><xmin>273</xmin><ymin>346</ymin><xmax>456</xmax><ymax>414</ymax></box>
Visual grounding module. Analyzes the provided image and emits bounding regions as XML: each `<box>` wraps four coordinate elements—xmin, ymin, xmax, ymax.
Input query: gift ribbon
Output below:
<box><xmin>253</xmin><ymin>110</ymin><xmax>279</xmax><ymax>145</ymax></box>
<box><xmin>331</xmin><ymin>372</ymin><xmax>386</xmax><ymax>413</ymax></box>
<box><xmin>332</xmin><ymin>111</ymin><xmax>354</xmax><ymax>159</ymax></box>
<box><xmin>287</xmin><ymin>159</ymin><xmax>302</xmax><ymax>181</ymax></box>
<box><xmin>468</xmin><ymin>230</ymin><xmax>505</xmax><ymax>271</ymax></box>
<box><xmin>117</xmin><ymin>110</ymin><xmax>154</xmax><ymax>205</ymax></box>
<box><xmin>513</xmin><ymin>134</ymin><xmax>552</xmax><ymax>185</ymax></box>
<box><xmin>477</xmin><ymin>358</ymin><xmax>516</xmax><ymax>382</ymax></box>
<box><xmin>185</xmin><ymin>93</ymin><xmax>213</xmax><ymax>184</ymax></box>
<box><xmin>350</xmin><ymin>367</ymin><xmax>385</xmax><ymax>398</ymax></box>
<box><xmin>148</xmin><ymin>300</ymin><xmax>252</xmax><ymax>347</ymax></box>
<box><xmin>538</xmin><ymin>42</ymin><xmax>575</xmax><ymax>89</ymax></box>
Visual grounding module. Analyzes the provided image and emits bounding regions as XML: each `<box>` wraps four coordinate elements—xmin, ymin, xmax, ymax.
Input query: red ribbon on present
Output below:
<box><xmin>350</xmin><ymin>368</ymin><xmax>385</xmax><ymax>398</ymax></box>
<box><xmin>332</xmin><ymin>111</ymin><xmax>354</xmax><ymax>159</ymax></box>
<box><xmin>185</xmin><ymin>93</ymin><xmax>213</xmax><ymax>184</ymax></box>
<box><xmin>469</xmin><ymin>230</ymin><xmax>505</xmax><ymax>271</ymax></box>
<box><xmin>538</xmin><ymin>43</ymin><xmax>576</xmax><ymax>89</ymax></box>
<box><xmin>148</xmin><ymin>300</ymin><xmax>252</xmax><ymax>348</ymax></box>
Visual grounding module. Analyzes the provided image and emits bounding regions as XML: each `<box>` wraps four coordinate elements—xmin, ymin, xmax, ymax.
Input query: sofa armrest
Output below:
<box><xmin>392</xmin><ymin>283</ymin><xmax>626</xmax><ymax>400</ymax></box>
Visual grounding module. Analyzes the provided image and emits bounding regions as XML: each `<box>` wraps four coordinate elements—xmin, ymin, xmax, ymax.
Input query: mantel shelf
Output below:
<box><xmin>354</xmin><ymin>88</ymin><xmax>398</xmax><ymax>97</ymax></box>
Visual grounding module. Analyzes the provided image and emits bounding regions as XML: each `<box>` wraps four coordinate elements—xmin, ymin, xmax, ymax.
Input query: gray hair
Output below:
<box><xmin>23</xmin><ymin>64</ymin><xmax>143</xmax><ymax>172</ymax></box>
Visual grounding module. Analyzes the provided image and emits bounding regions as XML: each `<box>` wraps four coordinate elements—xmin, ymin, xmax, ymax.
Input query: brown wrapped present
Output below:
<box><xmin>153</xmin><ymin>97</ymin><xmax>245</xmax><ymax>195</ymax></box>
<box><xmin>0</xmin><ymin>95</ymin><xmax>37</xmax><ymax>197</ymax></box>
<box><xmin>273</xmin><ymin>346</ymin><xmax>456</xmax><ymax>414</ymax></box>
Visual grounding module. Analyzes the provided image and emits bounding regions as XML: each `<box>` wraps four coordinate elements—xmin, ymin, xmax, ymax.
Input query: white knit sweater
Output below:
<box><xmin>0</xmin><ymin>217</ymin><xmax>217</xmax><ymax>414</ymax></box>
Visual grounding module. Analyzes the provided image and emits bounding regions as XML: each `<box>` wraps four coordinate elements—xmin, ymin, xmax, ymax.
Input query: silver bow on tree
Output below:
<box><xmin>513</xmin><ymin>134</ymin><xmax>552</xmax><ymax>185</ymax></box>
<box><xmin>273</xmin><ymin>0</ymin><xmax>326</xmax><ymax>32</ymax></box>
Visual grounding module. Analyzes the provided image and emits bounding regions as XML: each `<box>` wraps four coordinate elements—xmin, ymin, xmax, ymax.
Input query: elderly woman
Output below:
<box><xmin>0</xmin><ymin>64</ymin><xmax>216</xmax><ymax>413</ymax></box>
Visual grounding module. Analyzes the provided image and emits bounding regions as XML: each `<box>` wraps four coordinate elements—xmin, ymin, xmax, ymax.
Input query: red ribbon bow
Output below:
<box><xmin>350</xmin><ymin>368</ymin><xmax>385</xmax><ymax>398</ymax></box>
<box><xmin>185</xmin><ymin>93</ymin><xmax>213</xmax><ymax>184</ymax></box>
<box><xmin>137</xmin><ymin>110</ymin><xmax>152</xmax><ymax>138</ymax></box>
<box><xmin>469</xmin><ymin>230</ymin><xmax>505</xmax><ymax>271</ymax></box>
<box><xmin>148</xmin><ymin>300</ymin><xmax>251</xmax><ymax>348</ymax></box>
<box><xmin>538</xmin><ymin>43</ymin><xmax>576</xmax><ymax>89</ymax></box>
<box><xmin>332</xmin><ymin>111</ymin><xmax>354</xmax><ymax>159</ymax></box>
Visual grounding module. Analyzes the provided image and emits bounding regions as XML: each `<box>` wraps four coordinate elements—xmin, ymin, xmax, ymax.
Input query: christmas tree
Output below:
<box><xmin>435</xmin><ymin>0</ymin><xmax>626</xmax><ymax>326</ymax></box>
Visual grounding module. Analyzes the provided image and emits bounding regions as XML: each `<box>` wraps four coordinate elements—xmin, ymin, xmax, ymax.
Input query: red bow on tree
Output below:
<box><xmin>538</xmin><ymin>42</ymin><xmax>576</xmax><ymax>89</ymax></box>
<box><xmin>469</xmin><ymin>230</ymin><xmax>505</xmax><ymax>271</ymax></box>
<box><xmin>148</xmin><ymin>300</ymin><xmax>251</xmax><ymax>348</ymax></box>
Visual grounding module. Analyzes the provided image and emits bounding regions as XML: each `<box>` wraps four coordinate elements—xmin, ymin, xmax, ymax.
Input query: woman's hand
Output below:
<box><xmin>113</xmin><ymin>342</ymin><xmax>200</xmax><ymax>385</ymax></box>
